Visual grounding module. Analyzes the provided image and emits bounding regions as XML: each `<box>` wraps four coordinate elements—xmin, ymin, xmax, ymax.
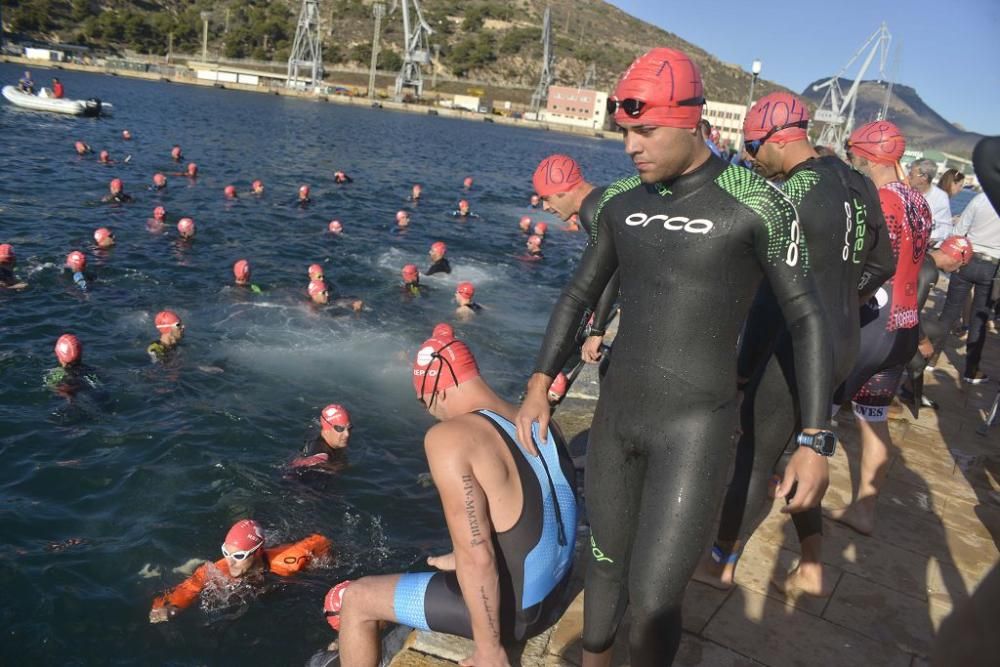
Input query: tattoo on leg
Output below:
<box><xmin>462</xmin><ymin>474</ymin><xmax>485</xmax><ymax>546</ymax></box>
<box><xmin>479</xmin><ymin>586</ymin><xmax>499</xmax><ymax>640</ymax></box>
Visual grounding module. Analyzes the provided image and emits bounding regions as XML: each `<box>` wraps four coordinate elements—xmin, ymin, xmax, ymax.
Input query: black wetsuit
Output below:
<box><xmin>532</xmin><ymin>155</ymin><xmax>832</xmax><ymax>664</ymax></box>
<box><xmin>103</xmin><ymin>192</ymin><xmax>133</xmax><ymax>203</ymax></box>
<box><xmin>0</xmin><ymin>265</ymin><xmax>18</xmax><ymax>287</ymax></box>
<box><xmin>903</xmin><ymin>255</ymin><xmax>943</xmax><ymax>412</ymax></box>
<box><xmin>579</xmin><ymin>186</ymin><xmax>621</xmax><ymax>337</ymax></box>
<box><xmin>715</xmin><ymin>156</ymin><xmax>892</xmax><ymax>548</ymax></box>
<box><xmin>426</xmin><ymin>258</ymin><xmax>451</xmax><ymax>275</ymax></box>
<box><xmin>391</xmin><ymin>411</ymin><xmax>576</xmax><ymax>642</ymax></box>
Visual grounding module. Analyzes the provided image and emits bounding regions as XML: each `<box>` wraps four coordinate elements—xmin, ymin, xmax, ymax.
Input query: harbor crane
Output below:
<box><xmin>530</xmin><ymin>7</ymin><xmax>554</xmax><ymax>115</ymax></box>
<box><xmin>392</xmin><ymin>0</ymin><xmax>434</xmax><ymax>99</ymax></box>
<box><xmin>287</xmin><ymin>0</ymin><xmax>323</xmax><ymax>91</ymax></box>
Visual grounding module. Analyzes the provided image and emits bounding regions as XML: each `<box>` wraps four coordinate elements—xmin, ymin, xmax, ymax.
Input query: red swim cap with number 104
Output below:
<box><xmin>611</xmin><ymin>48</ymin><xmax>704</xmax><ymax>129</ymax></box>
<box><xmin>533</xmin><ymin>155</ymin><xmax>583</xmax><ymax>198</ymax></box>
<box><xmin>743</xmin><ymin>92</ymin><xmax>810</xmax><ymax>143</ymax></box>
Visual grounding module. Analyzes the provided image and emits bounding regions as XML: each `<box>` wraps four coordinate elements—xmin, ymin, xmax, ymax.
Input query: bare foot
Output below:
<box><xmin>826</xmin><ymin>499</ymin><xmax>876</xmax><ymax>535</ymax></box>
<box><xmin>772</xmin><ymin>562</ymin><xmax>833</xmax><ymax>598</ymax></box>
<box><xmin>691</xmin><ymin>550</ymin><xmax>737</xmax><ymax>590</ymax></box>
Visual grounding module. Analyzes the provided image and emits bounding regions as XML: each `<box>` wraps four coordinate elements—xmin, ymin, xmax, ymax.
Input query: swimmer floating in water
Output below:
<box><xmin>328</xmin><ymin>220</ymin><xmax>344</xmax><ymax>235</ymax></box>
<box><xmin>333</xmin><ymin>170</ymin><xmax>353</xmax><ymax>184</ymax></box>
<box><xmin>309</xmin><ymin>277</ymin><xmax>364</xmax><ymax>312</ymax></box>
<box><xmin>93</xmin><ymin>228</ymin><xmax>115</xmax><ymax>250</ymax></box>
<box><xmin>149</xmin><ymin>173</ymin><xmax>167</xmax><ymax>191</ymax></box>
<box><xmin>102</xmin><ymin>178</ymin><xmax>133</xmax><ymax>203</ymax></box>
<box><xmin>74</xmin><ymin>140</ymin><xmax>92</xmax><ymax>155</ymax></box>
<box><xmin>251</xmin><ymin>179</ymin><xmax>264</xmax><ymax>195</ymax></box>
<box><xmin>223</xmin><ymin>185</ymin><xmax>238</xmax><ymax>199</ymax></box>
<box><xmin>454</xmin><ymin>282</ymin><xmax>481</xmax><ymax>319</ymax></box>
<box><xmin>149</xmin><ymin>519</ymin><xmax>331</xmax><ymax>624</ymax></box>
<box><xmin>450</xmin><ymin>199</ymin><xmax>478</xmax><ymax>219</ymax></box>
<box><xmin>533</xmin><ymin>222</ymin><xmax>548</xmax><ymax>238</ymax></box>
<box><xmin>395</xmin><ymin>210</ymin><xmax>410</xmax><ymax>231</ymax></box>
<box><xmin>170</xmin><ymin>145</ymin><xmax>183</xmax><ymax>162</ymax></box>
<box><xmin>233</xmin><ymin>259</ymin><xmax>262</xmax><ymax>294</ymax></box>
<box><xmin>98</xmin><ymin>150</ymin><xmax>113</xmax><ymax>164</ymax></box>
<box><xmin>462</xmin><ymin>176</ymin><xmax>473</xmax><ymax>190</ymax></box>
<box><xmin>45</xmin><ymin>333</ymin><xmax>100</xmax><ymax>397</ymax></box>
<box><xmin>408</xmin><ymin>184</ymin><xmax>422</xmax><ymax>202</ymax></box>
<box><xmin>298</xmin><ymin>184</ymin><xmax>311</xmax><ymax>206</ymax></box>
<box><xmin>523</xmin><ymin>234</ymin><xmax>544</xmax><ymax>261</ymax></box>
<box><xmin>65</xmin><ymin>251</ymin><xmax>89</xmax><ymax>291</ymax></box>
<box><xmin>291</xmin><ymin>404</ymin><xmax>353</xmax><ymax>469</ymax></box>
<box><xmin>0</xmin><ymin>244</ymin><xmax>29</xmax><ymax>290</ymax></box>
<box><xmin>426</xmin><ymin>241</ymin><xmax>450</xmax><ymax>275</ymax></box>
<box><xmin>177</xmin><ymin>218</ymin><xmax>196</xmax><ymax>241</ymax></box>
<box><xmin>518</xmin><ymin>216</ymin><xmax>532</xmax><ymax>234</ymax></box>
<box><xmin>530</xmin><ymin>193</ymin><xmax>541</xmax><ymax>208</ymax></box>
<box><xmin>400</xmin><ymin>264</ymin><xmax>422</xmax><ymax>298</ymax></box>
<box><xmin>148</xmin><ymin>310</ymin><xmax>184</xmax><ymax>363</ymax></box>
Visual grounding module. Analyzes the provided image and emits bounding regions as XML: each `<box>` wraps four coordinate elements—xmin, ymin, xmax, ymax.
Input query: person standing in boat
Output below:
<box><xmin>18</xmin><ymin>71</ymin><xmax>34</xmax><ymax>94</ymax></box>
<box><xmin>52</xmin><ymin>78</ymin><xmax>64</xmax><ymax>99</ymax></box>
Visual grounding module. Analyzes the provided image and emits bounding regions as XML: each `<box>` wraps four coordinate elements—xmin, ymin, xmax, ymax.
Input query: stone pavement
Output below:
<box><xmin>389</xmin><ymin>301</ymin><xmax>1000</xmax><ymax>666</ymax></box>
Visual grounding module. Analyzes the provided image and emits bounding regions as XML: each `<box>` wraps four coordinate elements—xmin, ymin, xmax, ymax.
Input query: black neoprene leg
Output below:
<box><xmin>581</xmin><ymin>400</ymin><xmax>644</xmax><ymax>655</ymax></box>
<box><xmin>624</xmin><ymin>403</ymin><xmax>737</xmax><ymax>666</ymax></box>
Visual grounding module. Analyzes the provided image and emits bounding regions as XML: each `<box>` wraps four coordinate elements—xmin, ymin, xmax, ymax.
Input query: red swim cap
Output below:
<box><xmin>328</xmin><ymin>220</ymin><xmax>343</xmax><ymax>233</ymax></box>
<box><xmin>66</xmin><ymin>251</ymin><xmax>86</xmax><ymax>272</ymax></box>
<box><xmin>224</xmin><ymin>519</ymin><xmax>264</xmax><ymax>552</ymax></box>
<box><xmin>458</xmin><ymin>199</ymin><xmax>469</xmax><ymax>209</ymax></box>
<box><xmin>396</xmin><ymin>210</ymin><xmax>408</xmax><ymax>222</ymax></box>
<box><xmin>55</xmin><ymin>333</ymin><xmax>82</xmax><ymax>366</ymax></box>
<box><xmin>153</xmin><ymin>206</ymin><xmax>166</xmax><ymax>221</ymax></box>
<box><xmin>533</xmin><ymin>155</ymin><xmax>584</xmax><ymax>198</ymax></box>
<box><xmin>847</xmin><ymin>121</ymin><xmax>906</xmax><ymax>165</ymax></box>
<box><xmin>308</xmin><ymin>264</ymin><xmax>324</xmax><ymax>280</ymax></box>
<box><xmin>224</xmin><ymin>185</ymin><xmax>237</xmax><ymax>198</ymax></box>
<box><xmin>402</xmin><ymin>264</ymin><xmax>419</xmax><ymax>281</ymax></box>
<box><xmin>177</xmin><ymin>218</ymin><xmax>195</xmax><ymax>236</ymax></box>
<box><xmin>252</xmin><ymin>179</ymin><xmax>263</xmax><ymax>191</ymax></box>
<box><xmin>171</xmin><ymin>145</ymin><xmax>182</xmax><ymax>158</ymax></box>
<box><xmin>94</xmin><ymin>228</ymin><xmax>114</xmax><ymax>246</ymax></box>
<box><xmin>110</xmin><ymin>178</ymin><xmax>123</xmax><ymax>192</ymax></box>
<box><xmin>324</xmin><ymin>580</ymin><xmax>352</xmax><ymax>631</ymax></box>
<box><xmin>549</xmin><ymin>372</ymin><xmax>568</xmax><ymax>399</ymax></box>
<box><xmin>99</xmin><ymin>150</ymin><xmax>110</xmax><ymax>161</ymax></box>
<box><xmin>432</xmin><ymin>323</ymin><xmax>454</xmax><ymax>339</ymax></box>
<box><xmin>456</xmin><ymin>281</ymin><xmax>475</xmax><ymax>298</ymax></box>
<box><xmin>743</xmin><ymin>92</ymin><xmax>810</xmax><ymax>143</ymax></box>
<box><xmin>463</xmin><ymin>177</ymin><xmax>473</xmax><ymax>188</ymax></box>
<box><xmin>939</xmin><ymin>235</ymin><xmax>974</xmax><ymax>266</ymax></box>
<box><xmin>320</xmin><ymin>404</ymin><xmax>351</xmax><ymax>429</ymax></box>
<box><xmin>534</xmin><ymin>222</ymin><xmax>548</xmax><ymax>235</ymax></box>
<box><xmin>519</xmin><ymin>216</ymin><xmax>531</xmax><ymax>227</ymax></box>
<box><xmin>611</xmin><ymin>48</ymin><xmax>704</xmax><ymax>129</ymax></box>
<box><xmin>155</xmin><ymin>310</ymin><xmax>181</xmax><ymax>330</ymax></box>
<box><xmin>299</xmin><ymin>184</ymin><xmax>310</xmax><ymax>197</ymax></box>
<box><xmin>0</xmin><ymin>244</ymin><xmax>14</xmax><ymax>263</ymax></box>
<box><xmin>186</xmin><ymin>162</ymin><xmax>198</xmax><ymax>175</ymax></box>
<box><xmin>308</xmin><ymin>279</ymin><xmax>327</xmax><ymax>296</ymax></box>
<box><xmin>412</xmin><ymin>336</ymin><xmax>481</xmax><ymax>398</ymax></box>
<box><xmin>153</xmin><ymin>173</ymin><xmax>167</xmax><ymax>187</ymax></box>
<box><xmin>233</xmin><ymin>259</ymin><xmax>250</xmax><ymax>282</ymax></box>
<box><xmin>430</xmin><ymin>241</ymin><xmax>447</xmax><ymax>256</ymax></box>
<box><xmin>122</xmin><ymin>130</ymin><xmax>131</xmax><ymax>140</ymax></box>
<box><xmin>75</xmin><ymin>141</ymin><xmax>86</xmax><ymax>152</ymax></box>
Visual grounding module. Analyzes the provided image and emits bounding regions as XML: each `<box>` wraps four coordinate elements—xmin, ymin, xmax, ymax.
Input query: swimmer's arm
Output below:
<box><xmin>426</xmin><ymin>428</ymin><xmax>506</xmax><ymax>661</ymax></box>
<box><xmin>752</xmin><ymin>203</ymin><xmax>833</xmax><ymax>430</ymax></box>
<box><xmin>522</xmin><ymin>211</ymin><xmax>617</xmax><ymax>449</ymax></box>
<box><xmin>150</xmin><ymin>562</ymin><xmax>211</xmax><ymax>621</ymax></box>
<box><xmin>588</xmin><ymin>269</ymin><xmax>620</xmax><ymax>336</ymax></box>
<box><xmin>858</xmin><ymin>185</ymin><xmax>893</xmax><ymax>296</ymax></box>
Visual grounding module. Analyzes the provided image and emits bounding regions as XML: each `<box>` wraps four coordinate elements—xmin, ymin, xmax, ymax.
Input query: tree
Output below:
<box><xmin>380</xmin><ymin>49</ymin><xmax>402</xmax><ymax>71</ymax></box>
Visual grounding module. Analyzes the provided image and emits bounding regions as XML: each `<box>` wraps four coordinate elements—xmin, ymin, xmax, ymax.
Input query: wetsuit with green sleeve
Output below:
<box><xmin>531</xmin><ymin>155</ymin><xmax>833</xmax><ymax>664</ymax></box>
<box><xmin>715</xmin><ymin>156</ymin><xmax>892</xmax><ymax>551</ymax></box>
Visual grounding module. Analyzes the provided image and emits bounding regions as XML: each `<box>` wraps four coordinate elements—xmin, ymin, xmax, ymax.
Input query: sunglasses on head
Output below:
<box><xmin>606</xmin><ymin>95</ymin><xmax>705</xmax><ymax>118</ymax></box>
<box><xmin>221</xmin><ymin>542</ymin><xmax>262</xmax><ymax>561</ymax></box>
<box><xmin>744</xmin><ymin>121</ymin><xmax>809</xmax><ymax>157</ymax></box>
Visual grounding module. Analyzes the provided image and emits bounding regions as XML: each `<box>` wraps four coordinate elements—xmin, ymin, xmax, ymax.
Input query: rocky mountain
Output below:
<box><xmin>800</xmin><ymin>77</ymin><xmax>983</xmax><ymax>159</ymax></box>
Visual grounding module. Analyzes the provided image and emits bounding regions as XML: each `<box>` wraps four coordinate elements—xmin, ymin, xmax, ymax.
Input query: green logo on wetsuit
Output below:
<box><xmin>590</xmin><ymin>534</ymin><xmax>614</xmax><ymax>564</ymax></box>
<box><xmin>590</xmin><ymin>175</ymin><xmax>643</xmax><ymax>244</ymax></box>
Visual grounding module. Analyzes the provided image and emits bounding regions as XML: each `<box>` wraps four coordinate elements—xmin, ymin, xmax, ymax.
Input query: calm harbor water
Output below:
<box><xmin>0</xmin><ymin>63</ymin><xmax>632</xmax><ymax>664</ymax></box>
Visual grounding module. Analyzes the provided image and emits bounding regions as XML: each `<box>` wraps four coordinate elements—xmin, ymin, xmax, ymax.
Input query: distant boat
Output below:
<box><xmin>2</xmin><ymin>85</ymin><xmax>113</xmax><ymax>116</ymax></box>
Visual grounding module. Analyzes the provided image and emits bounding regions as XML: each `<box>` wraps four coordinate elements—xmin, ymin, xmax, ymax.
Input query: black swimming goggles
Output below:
<box><xmin>417</xmin><ymin>341</ymin><xmax>460</xmax><ymax>409</ymax></box>
<box><xmin>744</xmin><ymin>120</ymin><xmax>809</xmax><ymax>157</ymax></box>
<box><xmin>606</xmin><ymin>95</ymin><xmax>705</xmax><ymax>119</ymax></box>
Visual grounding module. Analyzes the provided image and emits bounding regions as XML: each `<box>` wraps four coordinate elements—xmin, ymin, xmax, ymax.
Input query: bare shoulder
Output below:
<box><xmin>424</xmin><ymin>414</ymin><xmax>492</xmax><ymax>460</ymax></box>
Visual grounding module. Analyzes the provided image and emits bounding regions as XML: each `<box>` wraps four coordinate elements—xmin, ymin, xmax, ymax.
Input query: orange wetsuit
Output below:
<box><xmin>151</xmin><ymin>534</ymin><xmax>331</xmax><ymax>612</ymax></box>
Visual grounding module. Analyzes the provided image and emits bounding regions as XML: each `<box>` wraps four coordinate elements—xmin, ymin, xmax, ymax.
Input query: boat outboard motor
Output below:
<box><xmin>85</xmin><ymin>98</ymin><xmax>103</xmax><ymax>117</ymax></box>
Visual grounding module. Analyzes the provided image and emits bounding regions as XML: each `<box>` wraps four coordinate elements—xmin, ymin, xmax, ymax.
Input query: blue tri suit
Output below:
<box><xmin>391</xmin><ymin>410</ymin><xmax>577</xmax><ymax>641</ymax></box>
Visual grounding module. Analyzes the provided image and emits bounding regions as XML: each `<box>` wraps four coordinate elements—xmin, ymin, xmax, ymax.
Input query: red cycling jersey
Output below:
<box><xmin>878</xmin><ymin>181</ymin><xmax>932</xmax><ymax>330</ymax></box>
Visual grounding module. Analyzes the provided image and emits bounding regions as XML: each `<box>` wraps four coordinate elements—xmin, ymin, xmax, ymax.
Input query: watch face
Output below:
<box><xmin>817</xmin><ymin>432</ymin><xmax>837</xmax><ymax>456</ymax></box>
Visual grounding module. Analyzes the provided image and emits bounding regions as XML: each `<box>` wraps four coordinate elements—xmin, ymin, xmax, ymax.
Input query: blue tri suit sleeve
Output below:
<box><xmin>534</xmin><ymin>210</ymin><xmax>619</xmax><ymax>377</ymax></box>
<box><xmin>750</xmin><ymin>193</ymin><xmax>833</xmax><ymax>429</ymax></box>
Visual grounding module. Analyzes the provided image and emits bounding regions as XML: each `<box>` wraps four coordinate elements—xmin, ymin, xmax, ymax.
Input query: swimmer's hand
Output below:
<box><xmin>581</xmin><ymin>335</ymin><xmax>604</xmax><ymax>363</ymax></box>
<box><xmin>149</xmin><ymin>604</ymin><xmax>178</xmax><ymax>623</ymax></box>
<box><xmin>515</xmin><ymin>373</ymin><xmax>551</xmax><ymax>457</ymax></box>
<box><xmin>776</xmin><ymin>442</ymin><xmax>829</xmax><ymax>513</ymax></box>
<box><xmin>427</xmin><ymin>552</ymin><xmax>456</xmax><ymax>571</ymax></box>
<box><xmin>459</xmin><ymin>646</ymin><xmax>511</xmax><ymax>667</ymax></box>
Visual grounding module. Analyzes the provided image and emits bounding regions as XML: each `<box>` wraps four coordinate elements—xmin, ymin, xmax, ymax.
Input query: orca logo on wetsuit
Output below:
<box><xmin>624</xmin><ymin>212</ymin><xmax>714</xmax><ymax>234</ymax></box>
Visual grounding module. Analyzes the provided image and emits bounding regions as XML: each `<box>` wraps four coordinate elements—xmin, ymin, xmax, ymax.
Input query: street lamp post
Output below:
<box><xmin>200</xmin><ymin>11</ymin><xmax>211</xmax><ymax>62</ymax></box>
<box><xmin>737</xmin><ymin>59</ymin><xmax>762</xmax><ymax>151</ymax></box>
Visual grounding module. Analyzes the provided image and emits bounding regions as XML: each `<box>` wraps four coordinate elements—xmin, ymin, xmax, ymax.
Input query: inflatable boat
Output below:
<box><xmin>2</xmin><ymin>86</ymin><xmax>113</xmax><ymax>116</ymax></box>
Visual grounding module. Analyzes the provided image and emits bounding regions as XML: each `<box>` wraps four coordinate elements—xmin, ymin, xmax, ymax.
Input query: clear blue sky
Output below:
<box><xmin>609</xmin><ymin>0</ymin><xmax>1000</xmax><ymax>136</ymax></box>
